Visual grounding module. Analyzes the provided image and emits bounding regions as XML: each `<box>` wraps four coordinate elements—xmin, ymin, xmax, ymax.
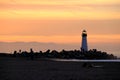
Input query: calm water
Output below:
<box><xmin>0</xmin><ymin>42</ymin><xmax>120</xmax><ymax>57</ymax></box>
<box><xmin>51</xmin><ymin>59</ymin><xmax>120</xmax><ymax>62</ymax></box>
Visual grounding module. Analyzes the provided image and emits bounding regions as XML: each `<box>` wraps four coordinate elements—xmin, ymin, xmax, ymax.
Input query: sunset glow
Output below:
<box><xmin>0</xmin><ymin>35</ymin><xmax>120</xmax><ymax>44</ymax></box>
<box><xmin>0</xmin><ymin>0</ymin><xmax>120</xmax><ymax>43</ymax></box>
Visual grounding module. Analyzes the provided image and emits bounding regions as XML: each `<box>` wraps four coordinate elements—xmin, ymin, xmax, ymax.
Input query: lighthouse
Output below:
<box><xmin>81</xmin><ymin>30</ymin><xmax>88</xmax><ymax>52</ymax></box>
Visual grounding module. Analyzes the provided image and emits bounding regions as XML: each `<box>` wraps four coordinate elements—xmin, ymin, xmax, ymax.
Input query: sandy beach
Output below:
<box><xmin>0</xmin><ymin>57</ymin><xmax>120</xmax><ymax>80</ymax></box>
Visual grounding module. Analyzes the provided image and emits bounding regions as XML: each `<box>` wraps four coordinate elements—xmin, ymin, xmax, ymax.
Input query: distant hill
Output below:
<box><xmin>0</xmin><ymin>42</ymin><xmax>79</xmax><ymax>53</ymax></box>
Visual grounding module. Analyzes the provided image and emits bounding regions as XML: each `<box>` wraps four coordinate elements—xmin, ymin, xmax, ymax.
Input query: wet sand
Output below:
<box><xmin>0</xmin><ymin>57</ymin><xmax>120</xmax><ymax>80</ymax></box>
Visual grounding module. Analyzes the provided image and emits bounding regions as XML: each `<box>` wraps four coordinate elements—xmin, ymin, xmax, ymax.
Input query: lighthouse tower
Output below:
<box><xmin>81</xmin><ymin>30</ymin><xmax>88</xmax><ymax>52</ymax></box>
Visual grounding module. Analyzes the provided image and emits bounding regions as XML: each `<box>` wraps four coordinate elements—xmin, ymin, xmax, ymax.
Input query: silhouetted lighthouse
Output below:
<box><xmin>81</xmin><ymin>30</ymin><xmax>88</xmax><ymax>52</ymax></box>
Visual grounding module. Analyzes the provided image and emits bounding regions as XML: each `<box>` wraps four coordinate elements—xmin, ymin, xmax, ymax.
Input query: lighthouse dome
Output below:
<box><xmin>82</xmin><ymin>30</ymin><xmax>87</xmax><ymax>37</ymax></box>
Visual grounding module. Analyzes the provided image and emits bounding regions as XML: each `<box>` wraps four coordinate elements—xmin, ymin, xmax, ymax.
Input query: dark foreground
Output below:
<box><xmin>0</xmin><ymin>57</ymin><xmax>120</xmax><ymax>80</ymax></box>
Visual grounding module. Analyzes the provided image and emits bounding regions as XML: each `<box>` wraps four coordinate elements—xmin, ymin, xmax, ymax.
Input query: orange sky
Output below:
<box><xmin>0</xmin><ymin>0</ymin><xmax>120</xmax><ymax>44</ymax></box>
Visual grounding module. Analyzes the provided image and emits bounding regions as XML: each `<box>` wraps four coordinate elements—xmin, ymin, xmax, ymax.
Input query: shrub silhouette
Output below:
<box><xmin>0</xmin><ymin>49</ymin><xmax>117</xmax><ymax>59</ymax></box>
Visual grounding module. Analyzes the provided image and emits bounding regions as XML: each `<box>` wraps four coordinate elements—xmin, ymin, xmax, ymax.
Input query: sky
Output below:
<box><xmin>0</xmin><ymin>0</ymin><xmax>120</xmax><ymax>55</ymax></box>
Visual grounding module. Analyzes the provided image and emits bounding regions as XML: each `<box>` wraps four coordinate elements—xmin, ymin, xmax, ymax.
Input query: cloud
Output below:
<box><xmin>0</xmin><ymin>0</ymin><xmax>120</xmax><ymax>20</ymax></box>
<box><xmin>0</xmin><ymin>3</ymin><xmax>120</xmax><ymax>20</ymax></box>
<box><xmin>0</xmin><ymin>3</ymin><xmax>120</xmax><ymax>11</ymax></box>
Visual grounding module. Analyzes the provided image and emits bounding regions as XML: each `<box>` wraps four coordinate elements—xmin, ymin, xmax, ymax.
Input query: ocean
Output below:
<box><xmin>0</xmin><ymin>42</ymin><xmax>120</xmax><ymax>57</ymax></box>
